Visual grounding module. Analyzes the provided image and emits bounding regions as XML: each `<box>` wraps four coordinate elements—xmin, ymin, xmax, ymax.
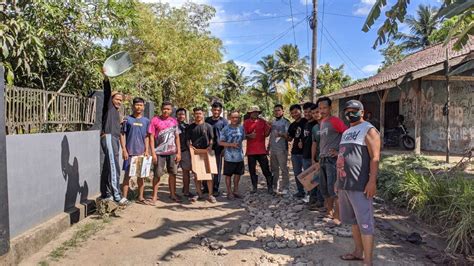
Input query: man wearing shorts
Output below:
<box><xmin>317</xmin><ymin>97</ymin><xmax>347</xmax><ymax>223</ymax></box>
<box><xmin>149</xmin><ymin>101</ymin><xmax>181</xmax><ymax>204</ymax></box>
<box><xmin>186</xmin><ymin>107</ymin><xmax>216</xmax><ymax>203</ymax></box>
<box><xmin>176</xmin><ymin>108</ymin><xmax>194</xmax><ymax>198</ymax></box>
<box><xmin>120</xmin><ymin>97</ymin><xmax>150</xmax><ymax>205</ymax></box>
<box><xmin>205</xmin><ymin>102</ymin><xmax>228</xmax><ymax>196</ymax></box>
<box><xmin>219</xmin><ymin>111</ymin><xmax>245</xmax><ymax>200</ymax></box>
<box><xmin>337</xmin><ymin>100</ymin><xmax>380</xmax><ymax>266</ymax></box>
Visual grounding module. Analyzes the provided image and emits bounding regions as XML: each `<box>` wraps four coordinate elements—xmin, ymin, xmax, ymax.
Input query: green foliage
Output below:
<box><xmin>378</xmin><ymin>155</ymin><xmax>473</xmax><ymax>255</ymax></box>
<box><xmin>378</xmin><ymin>41</ymin><xmax>406</xmax><ymax>72</ymax></box>
<box><xmin>395</xmin><ymin>5</ymin><xmax>440</xmax><ymax>51</ymax></box>
<box><xmin>274</xmin><ymin>44</ymin><xmax>309</xmax><ymax>90</ymax></box>
<box><xmin>1</xmin><ymin>0</ymin><xmax>136</xmax><ymax>93</ymax></box>
<box><xmin>316</xmin><ymin>63</ymin><xmax>352</xmax><ymax>95</ymax></box>
<box><xmin>114</xmin><ymin>2</ymin><xmax>222</xmax><ymax>110</ymax></box>
<box><xmin>429</xmin><ymin>16</ymin><xmax>465</xmax><ymax>44</ymax></box>
<box><xmin>363</xmin><ymin>0</ymin><xmax>474</xmax><ymax>50</ymax></box>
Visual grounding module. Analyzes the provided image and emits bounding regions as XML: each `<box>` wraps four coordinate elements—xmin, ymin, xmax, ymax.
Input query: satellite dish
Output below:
<box><xmin>103</xmin><ymin>51</ymin><xmax>133</xmax><ymax>77</ymax></box>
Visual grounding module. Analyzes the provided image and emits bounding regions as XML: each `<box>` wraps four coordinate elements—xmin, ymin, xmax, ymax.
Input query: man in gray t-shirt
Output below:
<box><xmin>269</xmin><ymin>104</ymin><xmax>290</xmax><ymax>193</ymax></box>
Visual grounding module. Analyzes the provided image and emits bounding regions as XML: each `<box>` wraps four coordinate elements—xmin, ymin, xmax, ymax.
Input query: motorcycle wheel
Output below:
<box><xmin>401</xmin><ymin>135</ymin><xmax>415</xmax><ymax>150</ymax></box>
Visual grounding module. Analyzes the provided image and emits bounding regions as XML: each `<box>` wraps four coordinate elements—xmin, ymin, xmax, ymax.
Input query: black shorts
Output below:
<box><xmin>223</xmin><ymin>161</ymin><xmax>244</xmax><ymax>176</ymax></box>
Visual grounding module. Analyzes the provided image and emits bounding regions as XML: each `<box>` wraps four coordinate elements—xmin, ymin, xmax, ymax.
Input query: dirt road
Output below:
<box><xmin>23</xmin><ymin>174</ymin><xmax>430</xmax><ymax>266</ymax></box>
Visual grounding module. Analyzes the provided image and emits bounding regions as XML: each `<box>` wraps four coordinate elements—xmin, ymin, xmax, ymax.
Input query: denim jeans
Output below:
<box><xmin>291</xmin><ymin>154</ymin><xmax>305</xmax><ymax>194</ymax></box>
<box><xmin>303</xmin><ymin>158</ymin><xmax>324</xmax><ymax>203</ymax></box>
<box><xmin>320</xmin><ymin>156</ymin><xmax>337</xmax><ymax>198</ymax></box>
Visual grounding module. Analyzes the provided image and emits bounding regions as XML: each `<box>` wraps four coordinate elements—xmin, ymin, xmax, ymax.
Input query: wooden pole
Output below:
<box><xmin>445</xmin><ymin>48</ymin><xmax>450</xmax><ymax>163</ymax></box>
<box><xmin>379</xmin><ymin>89</ymin><xmax>389</xmax><ymax>148</ymax></box>
<box><xmin>310</xmin><ymin>0</ymin><xmax>318</xmax><ymax>102</ymax></box>
<box><xmin>414</xmin><ymin>79</ymin><xmax>422</xmax><ymax>155</ymax></box>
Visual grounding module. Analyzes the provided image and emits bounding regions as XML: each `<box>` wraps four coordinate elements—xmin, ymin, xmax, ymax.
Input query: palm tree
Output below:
<box><xmin>273</xmin><ymin>44</ymin><xmax>309</xmax><ymax>92</ymax></box>
<box><xmin>396</xmin><ymin>5</ymin><xmax>439</xmax><ymax>52</ymax></box>
<box><xmin>252</xmin><ymin>54</ymin><xmax>277</xmax><ymax>83</ymax></box>
<box><xmin>250</xmin><ymin>74</ymin><xmax>275</xmax><ymax>115</ymax></box>
<box><xmin>221</xmin><ymin>60</ymin><xmax>249</xmax><ymax>104</ymax></box>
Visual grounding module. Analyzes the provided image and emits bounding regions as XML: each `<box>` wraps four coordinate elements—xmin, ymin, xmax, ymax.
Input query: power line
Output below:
<box><xmin>220</xmin><ymin>33</ymin><xmax>276</xmax><ymax>39</ymax></box>
<box><xmin>210</xmin><ymin>12</ymin><xmax>306</xmax><ymax>23</ymax></box>
<box><xmin>289</xmin><ymin>0</ymin><xmax>297</xmax><ymax>46</ymax></box>
<box><xmin>322</xmin><ymin>33</ymin><xmax>360</xmax><ymax>77</ymax></box>
<box><xmin>234</xmin><ymin>16</ymin><xmax>309</xmax><ymax>62</ymax></box>
<box><xmin>322</xmin><ymin>25</ymin><xmax>365</xmax><ymax>75</ymax></box>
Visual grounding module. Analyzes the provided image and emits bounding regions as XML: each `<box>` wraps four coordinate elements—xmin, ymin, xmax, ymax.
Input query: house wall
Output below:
<box><xmin>400</xmin><ymin>79</ymin><xmax>473</xmax><ymax>153</ymax></box>
<box><xmin>6</xmin><ymin>131</ymin><xmax>100</xmax><ymax>238</ymax></box>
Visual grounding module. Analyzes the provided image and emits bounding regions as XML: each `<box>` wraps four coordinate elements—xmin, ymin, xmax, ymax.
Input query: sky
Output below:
<box><xmin>143</xmin><ymin>0</ymin><xmax>442</xmax><ymax>80</ymax></box>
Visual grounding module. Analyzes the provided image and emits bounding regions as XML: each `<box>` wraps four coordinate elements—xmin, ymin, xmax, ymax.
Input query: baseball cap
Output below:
<box><xmin>343</xmin><ymin>100</ymin><xmax>364</xmax><ymax>111</ymax></box>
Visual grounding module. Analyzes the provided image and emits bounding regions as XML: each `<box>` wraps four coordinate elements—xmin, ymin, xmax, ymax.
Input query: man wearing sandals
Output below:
<box><xmin>186</xmin><ymin>107</ymin><xmax>216</xmax><ymax>203</ymax></box>
<box><xmin>149</xmin><ymin>101</ymin><xmax>181</xmax><ymax>204</ymax></box>
<box><xmin>176</xmin><ymin>108</ymin><xmax>194</xmax><ymax>199</ymax></box>
<box><xmin>337</xmin><ymin>100</ymin><xmax>380</xmax><ymax>266</ymax></box>
<box><xmin>219</xmin><ymin>111</ymin><xmax>245</xmax><ymax>200</ymax></box>
<box><xmin>120</xmin><ymin>97</ymin><xmax>150</xmax><ymax>205</ymax></box>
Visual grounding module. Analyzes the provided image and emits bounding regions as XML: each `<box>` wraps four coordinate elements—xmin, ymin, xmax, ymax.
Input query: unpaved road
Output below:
<box><xmin>23</xmin><ymin>173</ymin><xmax>431</xmax><ymax>266</ymax></box>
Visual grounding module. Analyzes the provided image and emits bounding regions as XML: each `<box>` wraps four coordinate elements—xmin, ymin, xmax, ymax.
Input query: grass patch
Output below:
<box><xmin>378</xmin><ymin>155</ymin><xmax>473</xmax><ymax>255</ymax></box>
<box><xmin>48</xmin><ymin>220</ymin><xmax>105</xmax><ymax>261</ymax></box>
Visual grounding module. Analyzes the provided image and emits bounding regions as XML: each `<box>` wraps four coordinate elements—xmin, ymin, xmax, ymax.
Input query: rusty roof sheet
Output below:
<box><xmin>327</xmin><ymin>37</ymin><xmax>474</xmax><ymax>99</ymax></box>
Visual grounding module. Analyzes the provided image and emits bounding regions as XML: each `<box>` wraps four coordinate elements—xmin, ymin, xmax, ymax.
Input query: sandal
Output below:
<box><xmin>227</xmin><ymin>194</ymin><xmax>235</xmax><ymax>200</ymax></box>
<box><xmin>233</xmin><ymin>193</ymin><xmax>242</xmax><ymax>199</ymax></box>
<box><xmin>169</xmin><ymin>195</ymin><xmax>182</xmax><ymax>203</ymax></box>
<box><xmin>340</xmin><ymin>254</ymin><xmax>363</xmax><ymax>261</ymax></box>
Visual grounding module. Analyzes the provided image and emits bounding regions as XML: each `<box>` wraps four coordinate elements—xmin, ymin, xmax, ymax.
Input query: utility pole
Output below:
<box><xmin>310</xmin><ymin>0</ymin><xmax>318</xmax><ymax>102</ymax></box>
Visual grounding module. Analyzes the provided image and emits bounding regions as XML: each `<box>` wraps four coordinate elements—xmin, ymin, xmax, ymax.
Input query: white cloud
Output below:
<box><xmin>299</xmin><ymin>0</ymin><xmax>310</xmax><ymax>5</ymax></box>
<box><xmin>362</xmin><ymin>64</ymin><xmax>380</xmax><ymax>74</ymax></box>
<box><xmin>353</xmin><ymin>0</ymin><xmax>376</xmax><ymax>16</ymax></box>
<box><xmin>254</xmin><ymin>9</ymin><xmax>276</xmax><ymax>17</ymax></box>
<box><xmin>234</xmin><ymin>60</ymin><xmax>258</xmax><ymax>75</ymax></box>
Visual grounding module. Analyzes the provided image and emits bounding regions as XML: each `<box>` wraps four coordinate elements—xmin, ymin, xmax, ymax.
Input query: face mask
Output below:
<box><xmin>345</xmin><ymin>111</ymin><xmax>362</xmax><ymax>123</ymax></box>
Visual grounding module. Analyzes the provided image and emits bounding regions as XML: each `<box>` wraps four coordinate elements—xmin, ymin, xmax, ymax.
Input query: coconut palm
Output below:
<box><xmin>251</xmin><ymin>54</ymin><xmax>277</xmax><ymax>83</ymax></box>
<box><xmin>221</xmin><ymin>60</ymin><xmax>249</xmax><ymax>104</ymax></box>
<box><xmin>250</xmin><ymin>74</ymin><xmax>275</xmax><ymax>115</ymax></box>
<box><xmin>273</xmin><ymin>44</ymin><xmax>309</xmax><ymax>90</ymax></box>
<box><xmin>396</xmin><ymin>5</ymin><xmax>440</xmax><ymax>52</ymax></box>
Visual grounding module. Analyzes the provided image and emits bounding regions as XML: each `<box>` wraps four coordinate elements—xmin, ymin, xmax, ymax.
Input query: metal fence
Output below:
<box><xmin>4</xmin><ymin>86</ymin><xmax>96</xmax><ymax>134</ymax></box>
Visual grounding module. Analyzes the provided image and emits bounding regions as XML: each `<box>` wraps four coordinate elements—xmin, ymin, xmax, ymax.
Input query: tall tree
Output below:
<box><xmin>221</xmin><ymin>60</ymin><xmax>249</xmax><ymax>108</ymax></box>
<box><xmin>115</xmin><ymin>2</ymin><xmax>223</xmax><ymax>109</ymax></box>
<box><xmin>395</xmin><ymin>5</ymin><xmax>440</xmax><ymax>52</ymax></box>
<box><xmin>362</xmin><ymin>0</ymin><xmax>474</xmax><ymax>50</ymax></box>
<box><xmin>250</xmin><ymin>74</ymin><xmax>275</xmax><ymax>116</ymax></box>
<box><xmin>316</xmin><ymin>63</ymin><xmax>352</xmax><ymax>95</ymax></box>
<box><xmin>378</xmin><ymin>41</ymin><xmax>406</xmax><ymax>72</ymax></box>
<box><xmin>0</xmin><ymin>0</ymin><xmax>136</xmax><ymax>93</ymax></box>
<box><xmin>252</xmin><ymin>54</ymin><xmax>277</xmax><ymax>84</ymax></box>
<box><xmin>274</xmin><ymin>44</ymin><xmax>309</xmax><ymax>91</ymax></box>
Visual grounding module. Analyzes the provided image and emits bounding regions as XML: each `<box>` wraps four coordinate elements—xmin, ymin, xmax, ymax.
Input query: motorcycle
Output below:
<box><xmin>384</xmin><ymin>115</ymin><xmax>416</xmax><ymax>150</ymax></box>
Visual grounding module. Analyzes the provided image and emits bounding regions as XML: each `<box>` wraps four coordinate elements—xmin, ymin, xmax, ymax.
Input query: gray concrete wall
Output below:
<box><xmin>0</xmin><ymin>66</ymin><xmax>10</xmax><ymax>255</ymax></box>
<box><xmin>6</xmin><ymin>131</ymin><xmax>100</xmax><ymax>238</ymax></box>
<box><xmin>400</xmin><ymin>80</ymin><xmax>473</xmax><ymax>154</ymax></box>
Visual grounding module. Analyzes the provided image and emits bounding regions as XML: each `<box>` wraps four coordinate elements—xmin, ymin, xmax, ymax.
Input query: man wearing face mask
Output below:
<box><xmin>337</xmin><ymin>100</ymin><xmax>380</xmax><ymax>266</ymax></box>
<box><xmin>269</xmin><ymin>104</ymin><xmax>290</xmax><ymax>194</ymax></box>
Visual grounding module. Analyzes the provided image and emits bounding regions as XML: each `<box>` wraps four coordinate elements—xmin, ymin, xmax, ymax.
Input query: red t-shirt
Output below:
<box><xmin>243</xmin><ymin>118</ymin><xmax>270</xmax><ymax>155</ymax></box>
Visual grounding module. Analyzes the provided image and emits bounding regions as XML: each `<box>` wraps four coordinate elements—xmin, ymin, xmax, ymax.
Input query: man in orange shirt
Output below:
<box><xmin>243</xmin><ymin>106</ymin><xmax>274</xmax><ymax>194</ymax></box>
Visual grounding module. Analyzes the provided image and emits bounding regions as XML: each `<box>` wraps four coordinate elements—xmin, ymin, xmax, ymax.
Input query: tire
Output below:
<box><xmin>401</xmin><ymin>135</ymin><xmax>415</xmax><ymax>150</ymax></box>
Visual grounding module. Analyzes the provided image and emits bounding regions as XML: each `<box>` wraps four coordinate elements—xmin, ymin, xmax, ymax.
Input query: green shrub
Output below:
<box><xmin>378</xmin><ymin>155</ymin><xmax>473</xmax><ymax>255</ymax></box>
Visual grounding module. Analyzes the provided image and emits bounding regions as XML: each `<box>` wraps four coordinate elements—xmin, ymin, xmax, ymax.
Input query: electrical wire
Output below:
<box><xmin>210</xmin><ymin>12</ymin><xmax>306</xmax><ymax>24</ymax></box>
<box><xmin>305</xmin><ymin>0</ymin><xmax>310</xmax><ymax>56</ymax></box>
<box><xmin>319</xmin><ymin>0</ymin><xmax>325</xmax><ymax>63</ymax></box>
<box><xmin>322</xmin><ymin>25</ymin><xmax>365</xmax><ymax>75</ymax></box>
<box><xmin>234</xmin><ymin>16</ymin><xmax>309</xmax><ymax>62</ymax></box>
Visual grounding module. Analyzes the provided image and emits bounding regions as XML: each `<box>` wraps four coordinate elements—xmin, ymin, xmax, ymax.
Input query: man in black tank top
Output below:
<box><xmin>337</xmin><ymin>100</ymin><xmax>380</xmax><ymax>266</ymax></box>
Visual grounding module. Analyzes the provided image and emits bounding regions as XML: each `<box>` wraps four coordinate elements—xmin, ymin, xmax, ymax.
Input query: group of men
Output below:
<box><xmin>99</xmin><ymin>74</ymin><xmax>381</xmax><ymax>265</ymax></box>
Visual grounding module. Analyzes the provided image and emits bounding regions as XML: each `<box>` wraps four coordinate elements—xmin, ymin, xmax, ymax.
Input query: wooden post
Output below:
<box><xmin>414</xmin><ymin>79</ymin><xmax>422</xmax><ymax>155</ymax></box>
<box><xmin>445</xmin><ymin>48</ymin><xmax>450</xmax><ymax>163</ymax></box>
<box><xmin>379</xmin><ymin>89</ymin><xmax>389</xmax><ymax>147</ymax></box>
<box><xmin>310</xmin><ymin>0</ymin><xmax>318</xmax><ymax>102</ymax></box>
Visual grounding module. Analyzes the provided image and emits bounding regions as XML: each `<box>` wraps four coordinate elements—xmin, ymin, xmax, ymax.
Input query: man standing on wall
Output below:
<box><xmin>338</xmin><ymin>100</ymin><xmax>380</xmax><ymax>266</ymax></box>
<box><xmin>149</xmin><ymin>101</ymin><xmax>181</xmax><ymax>204</ymax></box>
<box><xmin>186</xmin><ymin>107</ymin><xmax>216</xmax><ymax>203</ymax></box>
<box><xmin>100</xmin><ymin>74</ymin><xmax>128</xmax><ymax>205</ymax></box>
<box><xmin>176</xmin><ymin>108</ymin><xmax>194</xmax><ymax>199</ymax></box>
<box><xmin>244</xmin><ymin>106</ymin><xmax>274</xmax><ymax>194</ymax></box>
<box><xmin>288</xmin><ymin>104</ymin><xmax>307</xmax><ymax>198</ymax></box>
<box><xmin>205</xmin><ymin>102</ymin><xmax>228</xmax><ymax>197</ymax></box>
<box><xmin>120</xmin><ymin>97</ymin><xmax>150</xmax><ymax>205</ymax></box>
<box><xmin>269</xmin><ymin>104</ymin><xmax>290</xmax><ymax>194</ymax></box>
<box><xmin>317</xmin><ymin>97</ymin><xmax>347</xmax><ymax>224</ymax></box>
